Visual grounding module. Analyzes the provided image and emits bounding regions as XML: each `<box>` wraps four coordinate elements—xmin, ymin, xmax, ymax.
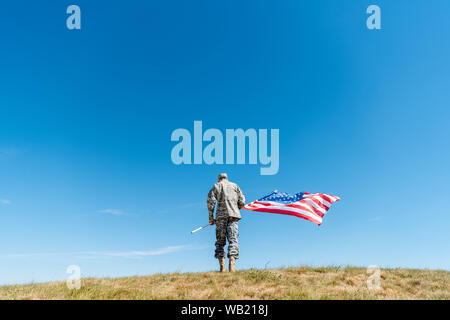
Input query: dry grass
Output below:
<box><xmin>0</xmin><ymin>267</ymin><xmax>448</xmax><ymax>300</ymax></box>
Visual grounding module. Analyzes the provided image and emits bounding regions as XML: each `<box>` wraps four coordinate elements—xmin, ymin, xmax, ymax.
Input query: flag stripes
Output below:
<box><xmin>243</xmin><ymin>191</ymin><xmax>340</xmax><ymax>225</ymax></box>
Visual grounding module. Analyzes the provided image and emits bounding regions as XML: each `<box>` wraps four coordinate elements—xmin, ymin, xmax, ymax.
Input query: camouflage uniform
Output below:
<box><xmin>207</xmin><ymin>177</ymin><xmax>245</xmax><ymax>259</ymax></box>
<box><xmin>214</xmin><ymin>218</ymin><xmax>239</xmax><ymax>259</ymax></box>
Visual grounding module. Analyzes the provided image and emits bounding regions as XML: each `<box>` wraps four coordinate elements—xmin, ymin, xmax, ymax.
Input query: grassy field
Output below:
<box><xmin>0</xmin><ymin>267</ymin><xmax>448</xmax><ymax>300</ymax></box>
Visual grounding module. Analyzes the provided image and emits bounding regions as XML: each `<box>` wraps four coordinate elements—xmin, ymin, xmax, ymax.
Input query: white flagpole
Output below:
<box><xmin>191</xmin><ymin>223</ymin><xmax>211</xmax><ymax>234</ymax></box>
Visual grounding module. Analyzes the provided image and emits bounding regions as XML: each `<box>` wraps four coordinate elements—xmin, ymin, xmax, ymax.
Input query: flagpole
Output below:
<box><xmin>191</xmin><ymin>223</ymin><xmax>211</xmax><ymax>234</ymax></box>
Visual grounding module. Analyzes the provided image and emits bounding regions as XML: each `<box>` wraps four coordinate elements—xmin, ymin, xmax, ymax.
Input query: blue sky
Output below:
<box><xmin>1</xmin><ymin>1</ymin><xmax>449</xmax><ymax>285</ymax></box>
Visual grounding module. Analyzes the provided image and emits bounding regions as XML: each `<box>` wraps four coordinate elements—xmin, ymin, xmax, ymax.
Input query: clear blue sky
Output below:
<box><xmin>1</xmin><ymin>1</ymin><xmax>449</xmax><ymax>285</ymax></box>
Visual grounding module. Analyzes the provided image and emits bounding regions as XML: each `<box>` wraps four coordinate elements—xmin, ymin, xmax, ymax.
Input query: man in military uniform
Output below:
<box><xmin>207</xmin><ymin>173</ymin><xmax>245</xmax><ymax>272</ymax></box>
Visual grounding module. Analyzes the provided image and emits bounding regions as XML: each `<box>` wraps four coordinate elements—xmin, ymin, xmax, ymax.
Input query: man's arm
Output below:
<box><xmin>206</xmin><ymin>186</ymin><xmax>217</xmax><ymax>224</ymax></box>
<box><xmin>237</xmin><ymin>185</ymin><xmax>245</xmax><ymax>209</ymax></box>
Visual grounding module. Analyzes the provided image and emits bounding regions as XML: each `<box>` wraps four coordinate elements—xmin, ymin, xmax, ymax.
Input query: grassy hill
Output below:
<box><xmin>0</xmin><ymin>267</ymin><xmax>448</xmax><ymax>300</ymax></box>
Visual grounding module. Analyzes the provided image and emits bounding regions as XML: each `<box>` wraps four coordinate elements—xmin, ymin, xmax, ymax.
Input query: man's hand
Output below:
<box><xmin>209</xmin><ymin>218</ymin><xmax>215</xmax><ymax>225</ymax></box>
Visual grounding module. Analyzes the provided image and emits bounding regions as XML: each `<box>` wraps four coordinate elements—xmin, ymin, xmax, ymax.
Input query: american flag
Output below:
<box><xmin>243</xmin><ymin>190</ymin><xmax>340</xmax><ymax>226</ymax></box>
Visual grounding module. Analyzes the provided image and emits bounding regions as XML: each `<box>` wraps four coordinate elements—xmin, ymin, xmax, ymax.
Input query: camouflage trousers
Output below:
<box><xmin>214</xmin><ymin>217</ymin><xmax>239</xmax><ymax>259</ymax></box>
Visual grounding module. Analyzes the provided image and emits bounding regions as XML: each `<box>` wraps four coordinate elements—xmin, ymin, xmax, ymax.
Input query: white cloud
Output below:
<box><xmin>0</xmin><ymin>245</ymin><xmax>195</xmax><ymax>259</ymax></box>
<box><xmin>0</xmin><ymin>199</ymin><xmax>11</xmax><ymax>205</ymax></box>
<box><xmin>98</xmin><ymin>209</ymin><xmax>125</xmax><ymax>215</ymax></box>
<box><xmin>85</xmin><ymin>245</ymin><xmax>188</xmax><ymax>258</ymax></box>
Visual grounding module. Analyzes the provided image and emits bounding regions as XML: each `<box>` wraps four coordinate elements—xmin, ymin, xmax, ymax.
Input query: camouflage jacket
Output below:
<box><xmin>207</xmin><ymin>180</ymin><xmax>245</xmax><ymax>220</ymax></box>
